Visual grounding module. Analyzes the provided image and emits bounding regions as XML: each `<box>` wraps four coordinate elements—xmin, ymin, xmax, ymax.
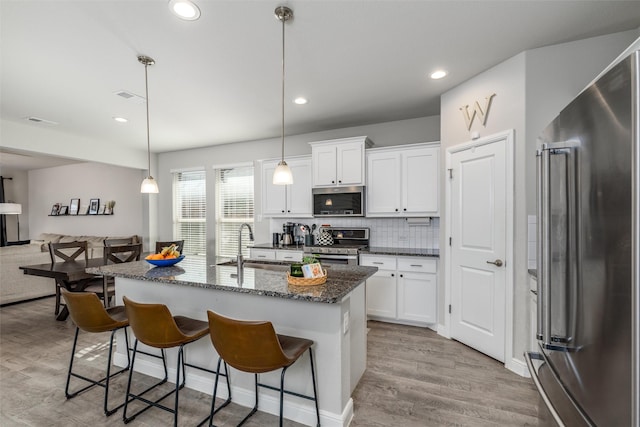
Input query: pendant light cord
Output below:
<box><xmin>144</xmin><ymin>62</ymin><xmax>152</xmax><ymax>175</ymax></box>
<box><xmin>281</xmin><ymin>12</ymin><xmax>286</xmax><ymax>162</ymax></box>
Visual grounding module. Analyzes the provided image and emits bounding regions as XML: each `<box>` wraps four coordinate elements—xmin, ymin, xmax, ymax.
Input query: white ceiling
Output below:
<box><xmin>1</xmin><ymin>1</ymin><xmax>640</xmax><ymax>170</ymax></box>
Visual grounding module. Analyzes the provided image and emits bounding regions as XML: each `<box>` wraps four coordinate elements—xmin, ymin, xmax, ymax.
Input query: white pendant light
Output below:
<box><xmin>138</xmin><ymin>55</ymin><xmax>159</xmax><ymax>194</ymax></box>
<box><xmin>272</xmin><ymin>6</ymin><xmax>293</xmax><ymax>185</ymax></box>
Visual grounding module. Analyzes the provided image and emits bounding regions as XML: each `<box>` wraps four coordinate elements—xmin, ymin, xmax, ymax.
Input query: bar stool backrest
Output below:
<box><xmin>123</xmin><ymin>296</ymin><xmax>190</xmax><ymax>348</ymax></box>
<box><xmin>61</xmin><ymin>288</ymin><xmax>127</xmax><ymax>333</ymax></box>
<box><xmin>207</xmin><ymin>310</ymin><xmax>290</xmax><ymax>373</ymax></box>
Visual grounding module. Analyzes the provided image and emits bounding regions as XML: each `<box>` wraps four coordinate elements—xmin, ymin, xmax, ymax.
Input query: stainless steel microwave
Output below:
<box><xmin>312</xmin><ymin>186</ymin><xmax>365</xmax><ymax>217</ymax></box>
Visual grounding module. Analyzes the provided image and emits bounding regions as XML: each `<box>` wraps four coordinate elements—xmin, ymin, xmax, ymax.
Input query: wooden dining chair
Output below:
<box><xmin>104</xmin><ymin>237</ymin><xmax>136</xmax><ymax>247</ymax></box>
<box><xmin>155</xmin><ymin>240</ymin><xmax>185</xmax><ymax>254</ymax></box>
<box><xmin>49</xmin><ymin>241</ymin><xmax>97</xmax><ymax>315</ymax></box>
<box><xmin>90</xmin><ymin>243</ymin><xmax>143</xmax><ymax>307</ymax></box>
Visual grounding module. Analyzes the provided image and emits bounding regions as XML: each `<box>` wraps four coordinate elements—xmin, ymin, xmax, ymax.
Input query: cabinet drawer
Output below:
<box><xmin>397</xmin><ymin>257</ymin><xmax>437</xmax><ymax>273</ymax></box>
<box><xmin>249</xmin><ymin>249</ymin><xmax>276</xmax><ymax>261</ymax></box>
<box><xmin>276</xmin><ymin>250</ymin><xmax>302</xmax><ymax>262</ymax></box>
<box><xmin>360</xmin><ymin>255</ymin><xmax>396</xmax><ymax>270</ymax></box>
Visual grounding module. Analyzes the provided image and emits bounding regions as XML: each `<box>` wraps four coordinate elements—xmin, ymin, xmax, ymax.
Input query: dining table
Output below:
<box><xmin>19</xmin><ymin>258</ymin><xmax>107</xmax><ymax>321</ymax></box>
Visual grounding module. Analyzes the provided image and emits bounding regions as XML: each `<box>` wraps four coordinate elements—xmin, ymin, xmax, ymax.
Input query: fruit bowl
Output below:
<box><xmin>145</xmin><ymin>255</ymin><xmax>185</xmax><ymax>267</ymax></box>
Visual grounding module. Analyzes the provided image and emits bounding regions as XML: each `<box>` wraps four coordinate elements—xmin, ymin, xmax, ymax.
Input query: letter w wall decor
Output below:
<box><xmin>460</xmin><ymin>93</ymin><xmax>496</xmax><ymax>131</ymax></box>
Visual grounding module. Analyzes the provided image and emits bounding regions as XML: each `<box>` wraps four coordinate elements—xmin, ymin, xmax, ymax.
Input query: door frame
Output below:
<box><xmin>443</xmin><ymin>129</ymin><xmax>516</xmax><ymax>372</ymax></box>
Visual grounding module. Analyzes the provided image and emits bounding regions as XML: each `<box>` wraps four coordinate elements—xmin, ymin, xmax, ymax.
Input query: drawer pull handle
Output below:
<box><xmin>372</xmin><ymin>262</ymin><xmax>384</xmax><ymax>265</ymax></box>
<box><xmin>258</xmin><ymin>255</ymin><xmax>266</xmax><ymax>258</ymax></box>
<box><xmin>284</xmin><ymin>256</ymin><xmax>293</xmax><ymax>259</ymax></box>
<box><xmin>410</xmin><ymin>264</ymin><xmax>423</xmax><ymax>267</ymax></box>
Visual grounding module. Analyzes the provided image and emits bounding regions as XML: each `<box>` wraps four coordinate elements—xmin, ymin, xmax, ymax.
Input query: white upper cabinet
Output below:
<box><xmin>310</xmin><ymin>136</ymin><xmax>373</xmax><ymax>187</ymax></box>
<box><xmin>366</xmin><ymin>142</ymin><xmax>440</xmax><ymax>217</ymax></box>
<box><xmin>261</xmin><ymin>157</ymin><xmax>313</xmax><ymax>217</ymax></box>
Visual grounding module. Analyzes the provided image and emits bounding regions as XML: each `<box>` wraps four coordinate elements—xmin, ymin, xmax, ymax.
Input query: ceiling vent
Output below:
<box><xmin>114</xmin><ymin>90</ymin><xmax>146</xmax><ymax>104</ymax></box>
<box><xmin>24</xmin><ymin>116</ymin><xmax>58</xmax><ymax>125</ymax></box>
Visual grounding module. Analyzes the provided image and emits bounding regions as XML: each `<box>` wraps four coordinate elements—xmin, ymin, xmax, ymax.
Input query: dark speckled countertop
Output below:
<box><xmin>251</xmin><ymin>243</ymin><xmax>304</xmax><ymax>251</ymax></box>
<box><xmin>360</xmin><ymin>247</ymin><xmax>440</xmax><ymax>258</ymax></box>
<box><xmin>87</xmin><ymin>257</ymin><xmax>377</xmax><ymax>304</ymax></box>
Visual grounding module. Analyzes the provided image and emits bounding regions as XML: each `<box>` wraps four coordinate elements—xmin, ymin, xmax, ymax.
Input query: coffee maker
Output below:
<box><xmin>282</xmin><ymin>223</ymin><xmax>295</xmax><ymax>246</ymax></box>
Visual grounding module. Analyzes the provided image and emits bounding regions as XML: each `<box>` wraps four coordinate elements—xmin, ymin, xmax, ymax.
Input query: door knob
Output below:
<box><xmin>486</xmin><ymin>259</ymin><xmax>503</xmax><ymax>267</ymax></box>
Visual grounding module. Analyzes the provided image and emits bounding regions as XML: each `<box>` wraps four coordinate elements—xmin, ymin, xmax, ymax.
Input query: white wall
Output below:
<box><xmin>27</xmin><ymin>162</ymin><xmax>145</xmax><ymax>244</ymax></box>
<box><xmin>439</xmin><ymin>29</ymin><xmax>638</xmax><ymax>368</ymax></box>
<box><xmin>1</xmin><ymin>119</ymin><xmax>148</xmax><ymax>170</ymax></box>
<box><xmin>157</xmin><ymin>116</ymin><xmax>441</xmax><ymax>260</ymax></box>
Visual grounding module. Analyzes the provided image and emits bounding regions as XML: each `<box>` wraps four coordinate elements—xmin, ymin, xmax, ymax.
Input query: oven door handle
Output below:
<box><xmin>310</xmin><ymin>253</ymin><xmax>358</xmax><ymax>260</ymax></box>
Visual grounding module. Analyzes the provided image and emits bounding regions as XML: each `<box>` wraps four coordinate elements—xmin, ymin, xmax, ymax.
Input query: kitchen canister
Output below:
<box><xmin>317</xmin><ymin>228</ymin><xmax>334</xmax><ymax>246</ymax></box>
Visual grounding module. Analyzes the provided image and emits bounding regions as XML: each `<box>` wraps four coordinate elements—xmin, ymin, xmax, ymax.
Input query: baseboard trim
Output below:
<box><xmin>506</xmin><ymin>356</ymin><xmax>530</xmax><ymax>377</ymax></box>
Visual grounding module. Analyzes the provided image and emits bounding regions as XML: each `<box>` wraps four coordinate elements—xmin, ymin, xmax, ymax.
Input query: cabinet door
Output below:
<box><xmin>398</xmin><ymin>272</ymin><xmax>437</xmax><ymax>324</ymax></box>
<box><xmin>337</xmin><ymin>141</ymin><xmax>365</xmax><ymax>185</ymax></box>
<box><xmin>403</xmin><ymin>147</ymin><xmax>439</xmax><ymax>215</ymax></box>
<box><xmin>312</xmin><ymin>145</ymin><xmax>337</xmax><ymax>186</ymax></box>
<box><xmin>287</xmin><ymin>159</ymin><xmax>313</xmax><ymax>216</ymax></box>
<box><xmin>365</xmin><ymin>270</ymin><xmax>397</xmax><ymax>319</ymax></box>
<box><xmin>249</xmin><ymin>249</ymin><xmax>277</xmax><ymax>261</ymax></box>
<box><xmin>262</xmin><ymin>161</ymin><xmax>287</xmax><ymax>216</ymax></box>
<box><xmin>366</xmin><ymin>151</ymin><xmax>401</xmax><ymax>215</ymax></box>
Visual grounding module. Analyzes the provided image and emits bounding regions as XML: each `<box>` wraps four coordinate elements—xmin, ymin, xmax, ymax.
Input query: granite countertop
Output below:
<box><xmin>361</xmin><ymin>246</ymin><xmax>440</xmax><ymax>258</ymax></box>
<box><xmin>251</xmin><ymin>243</ymin><xmax>304</xmax><ymax>251</ymax></box>
<box><xmin>87</xmin><ymin>257</ymin><xmax>377</xmax><ymax>304</ymax></box>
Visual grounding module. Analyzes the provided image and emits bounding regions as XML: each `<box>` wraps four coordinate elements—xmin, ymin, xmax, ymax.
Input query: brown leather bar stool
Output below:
<box><xmin>60</xmin><ymin>288</ymin><xmax>131</xmax><ymax>416</ymax></box>
<box><xmin>122</xmin><ymin>297</ymin><xmax>231</xmax><ymax>427</ymax></box>
<box><xmin>206</xmin><ymin>310</ymin><xmax>320</xmax><ymax>427</ymax></box>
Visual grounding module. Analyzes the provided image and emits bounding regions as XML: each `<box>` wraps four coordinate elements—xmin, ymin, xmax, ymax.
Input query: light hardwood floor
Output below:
<box><xmin>0</xmin><ymin>297</ymin><xmax>541</xmax><ymax>426</ymax></box>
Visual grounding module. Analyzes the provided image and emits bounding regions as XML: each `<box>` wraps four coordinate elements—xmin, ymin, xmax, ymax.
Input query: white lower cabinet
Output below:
<box><xmin>361</xmin><ymin>254</ymin><xmax>437</xmax><ymax>327</ymax></box>
<box><xmin>249</xmin><ymin>248</ymin><xmax>302</xmax><ymax>262</ymax></box>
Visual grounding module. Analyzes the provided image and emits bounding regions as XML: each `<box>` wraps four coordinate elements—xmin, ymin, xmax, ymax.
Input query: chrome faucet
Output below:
<box><xmin>237</xmin><ymin>223</ymin><xmax>254</xmax><ymax>284</ymax></box>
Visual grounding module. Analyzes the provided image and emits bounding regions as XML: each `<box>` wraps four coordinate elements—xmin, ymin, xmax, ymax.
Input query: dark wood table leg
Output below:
<box><xmin>56</xmin><ymin>306</ymin><xmax>69</xmax><ymax>321</ymax></box>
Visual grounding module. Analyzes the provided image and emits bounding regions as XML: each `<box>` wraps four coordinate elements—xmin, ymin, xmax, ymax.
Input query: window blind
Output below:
<box><xmin>173</xmin><ymin>170</ymin><xmax>206</xmax><ymax>256</ymax></box>
<box><xmin>215</xmin><ymin>166</ymin><xmax>254</xmax><ymax>258</ymax></box>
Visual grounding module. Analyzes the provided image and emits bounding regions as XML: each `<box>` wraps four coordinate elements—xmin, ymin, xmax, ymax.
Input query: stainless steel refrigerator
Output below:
<box><xmin>526</xmin><ymin>50</ymin><xmax>640</xmax><ymax>426</ymax></box>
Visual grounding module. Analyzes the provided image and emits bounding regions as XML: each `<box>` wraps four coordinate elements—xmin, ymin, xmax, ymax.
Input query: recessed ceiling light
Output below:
<box><xmin>168</xmin><ymin>0</ymin><xmax>201</xmax><ymax>21</ymax></box>
<box><xmin>293</xmin><ymin>97</ymin><xmax>308</xmax><ymax>105</ymax></box>
<box><xmin>430</xmin><ymin>70</ymin><xmax>447</xmax><ymax>80</ymax></box>
<box><xmin>113</xmin><ymin>117</ymin><xmax>128</xmax><ymax>123</ymax></box>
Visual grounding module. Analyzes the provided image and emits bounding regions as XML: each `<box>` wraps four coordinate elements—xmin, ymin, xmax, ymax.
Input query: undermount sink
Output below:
<box><xmin>216</xmin><ymin>260</ymin><xmax>288</xmax><ymax>271</ymax></box>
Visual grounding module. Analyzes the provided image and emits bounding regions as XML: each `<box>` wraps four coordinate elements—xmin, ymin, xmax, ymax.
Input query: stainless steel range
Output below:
<box><xmin>303</xmin><ymin>227</ymin><xmax>369</xmax><ymax>265</ymax></box>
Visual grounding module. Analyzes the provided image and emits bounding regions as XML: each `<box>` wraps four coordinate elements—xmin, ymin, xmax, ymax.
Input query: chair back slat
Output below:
<box><xmin>49</xmin><ymin>241</ymin><xmax>89</xmax><ymax>264</ymax></box>
<box><xmin>155</xmin><ymin>240</ymin><xmax>185</xmax><ymax>254</ymax></box>
<box><xmin>104</xmin><ymin>243</ymin><xmax>142</xmax><ymax>264</ymax></box>
<box><xmin>104</xmin><ymin>237</ymin><xmax>135</xmax><ymax>247</ymax></box>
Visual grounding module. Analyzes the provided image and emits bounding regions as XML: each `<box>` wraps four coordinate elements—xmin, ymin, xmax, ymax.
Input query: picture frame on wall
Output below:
<box><xmin>50</xmin><ymin>203</ymin><xmax>60</xmax><ymax>216</ymax></box>
<box><xmin>69</xmin><ymin>198</ymin><xmax>80</xmax><ymax>215</ymax></box>
<box><xmin>59</xmin><ymin>206</ymin><xmax>69</xmax><ymax>215</ymax></box>
<box><xmin>88</xmin><ymin>198</ymin><xmax>100</xmax><ymax>215</ymax></box>
<box><xmin>98</xmin><ymin>205</ymin><xmax>105</xmax><ymax>215</ymax></box>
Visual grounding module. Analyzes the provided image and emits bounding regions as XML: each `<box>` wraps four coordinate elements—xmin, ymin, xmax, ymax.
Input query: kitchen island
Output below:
<box><xmin>88</xmin><ymin>258</ymin><xmax>376</xmax><ymax>427</ymax></box>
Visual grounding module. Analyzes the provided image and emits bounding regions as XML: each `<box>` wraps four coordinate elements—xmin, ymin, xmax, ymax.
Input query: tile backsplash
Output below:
<box><xmin>271</xmin><ymin>217</ymin><xmax>439</xmax><ymax>249</ymax></box>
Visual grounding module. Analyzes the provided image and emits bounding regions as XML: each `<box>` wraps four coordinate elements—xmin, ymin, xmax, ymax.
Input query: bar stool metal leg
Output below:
<box><xmin>64</xmin><ymin>325</ymin><xmax>131</xmax><ymax>416</ymax></box>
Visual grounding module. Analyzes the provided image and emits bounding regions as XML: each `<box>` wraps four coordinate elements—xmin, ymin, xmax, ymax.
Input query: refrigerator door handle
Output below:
<box><xmin>525</xmin><ymin>351</ymin><xmax>566</xmax><ymax>427</ymax></box>
<box><xmin>536</xmin><ymin>149</ymin><xmax>544</xmax><ymax>341</ymax></box>
<box><xmin>538</xmin><ymin>148</ymin><xmax>551</xmax><ymax>345</ymax></box>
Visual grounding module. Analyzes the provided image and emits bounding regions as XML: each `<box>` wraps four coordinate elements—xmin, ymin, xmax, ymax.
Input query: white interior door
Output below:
<box><xmin>450</xmin><ymin>137</ymin><xmax>507</xmax><ymax>362</ymax></box>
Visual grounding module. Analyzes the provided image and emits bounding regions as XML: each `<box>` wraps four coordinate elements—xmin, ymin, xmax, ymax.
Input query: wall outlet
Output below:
<box><xmin>343</xmin><ymin>311</ymin><xmax>350</xmax><ymax>334</ymax></box>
